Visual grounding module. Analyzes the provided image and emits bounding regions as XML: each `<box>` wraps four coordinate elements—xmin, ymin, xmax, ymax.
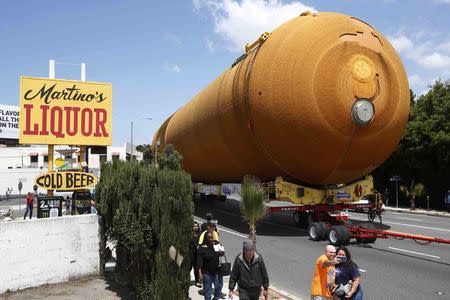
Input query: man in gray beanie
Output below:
<box><xmin>228</xmin><ymin>239</ymin><xmax>269</xmax><ymax>300</ymax></box>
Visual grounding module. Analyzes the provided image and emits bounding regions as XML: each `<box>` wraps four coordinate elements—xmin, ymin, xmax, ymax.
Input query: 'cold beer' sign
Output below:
<box><xmin>19</xmin><ymin>77</ymin><xmax>112</xmax><ymax>145</ymax></box>
<box><xmin>34</xmin><ymin>171</ymin><xmax>98</xmax><ymax>191</ymax></box>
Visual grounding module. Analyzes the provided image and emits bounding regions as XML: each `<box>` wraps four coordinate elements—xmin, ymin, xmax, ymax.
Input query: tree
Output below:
<box><xmin>373</xmin><ymin>81</ymin><xmax>450</xmax><ymax>209</ymax></box>
<box><xmin>400</xmin><ymin>180</ymin><xmax>425</xmax><ymax>210</ymax></box>
<box><xmin>136</xmin><ymin>144</ymin><xmax>150</xmax><ymax>152</ymax></box>
<box><xmin>96</xmin><ymin>148</ymin><xmax>193</xmax><ymax>298</ymax></box>
<box><xmin>152</xmin><ymin>169</ymin><xmax>193</xmax><ymax>299</ymax></box>
<box><xmin>240</xmin><ymin>176</ymin><xmax>266</xmax><ymax>246</ymax></box>
<box><xmin>143</xmin><ymin>147</ymin><xmax>153</xmax><ymax>164</ymax></box>
<box><xmin>156</xmin><ymin>144</ymin><xmax>183</xmax><ymax>171</ymax></box>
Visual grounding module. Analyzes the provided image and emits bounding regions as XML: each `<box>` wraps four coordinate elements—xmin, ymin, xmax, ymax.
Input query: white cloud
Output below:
<box><xmin>163</xmin><ymin>63</ymin><xmax>182</xmax><ymax>73</ymax></box>
<box><xmin>388</xmin><ymin>33</ymin><xmax>450</xmax><ymax>70</ymax></box>
<box><xmin>206</xmin><ymin>39</ymin><xmax>215</xmax><ymax>53</ymax></box>
<box><xmin>388</xmin><ymin>35</ymin><xmax>413</xmax><ymax>53</ymax></box>
<box><xmin>419</xmin><ymin>52</ymin><xmax>450</xmax><ymax>69</ymax></box>
<box><xmin>437</xmin><ymin>41</ymin><xmax>450</xmax><ymax>53</ymax></box>
<box><xmin>193</xmin><ymin>0</ymin><xmax>316</xmax><ymax>52</ymax></box>
<box><xmin>408</xmin><ymin>74</ymin><xmax>429</xmax><ymax>96</ymax></box>
<box><xmin>408</xmin><ymin>74</ymin><xmax>422</xmax><ymax>87</ymax></box>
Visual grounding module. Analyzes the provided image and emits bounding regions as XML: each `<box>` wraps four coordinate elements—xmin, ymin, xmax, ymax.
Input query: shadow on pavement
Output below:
<box><xmin>347</xmin><ymin>218</ymin><xmax>392</xmax><ymax>230</ymax></box>
<box><xmin>195</xmin><ymin>197</ymin><xmax>394</xmax><ymax>238</ymax></box>
<box><xmin>104</xmin><ymin>274</ymin><xmax>137</xmax><ymax>300</ymax></box>
<box><xmin>195</xmin><ymin>197</ymin><xmax>309</xmax><ymax>238</ymax></box>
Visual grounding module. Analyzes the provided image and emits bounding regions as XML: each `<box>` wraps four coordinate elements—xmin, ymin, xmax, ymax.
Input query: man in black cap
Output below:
<box><xmin>228</xmin><ymin>239</ymin><xmax>269</xmax><ymax>300</ymax></box>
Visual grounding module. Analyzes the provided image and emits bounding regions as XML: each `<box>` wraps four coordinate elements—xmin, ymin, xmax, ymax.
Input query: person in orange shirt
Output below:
<box><xmin>310</xmin><ymin>245</ymin><xmax>338</xmax><ymax>300</ymax></box>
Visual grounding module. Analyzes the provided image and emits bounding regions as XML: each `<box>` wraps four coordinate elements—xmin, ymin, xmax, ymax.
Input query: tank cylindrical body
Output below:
<box><xmin>153</xmin><ymin>12</ymin><xmax>410</xmax><ymax>185</ymax></box>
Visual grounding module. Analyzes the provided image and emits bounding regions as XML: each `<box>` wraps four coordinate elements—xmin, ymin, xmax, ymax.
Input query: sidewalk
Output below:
<box><xmin>0</xmin><ymin>275</ymin><xmax>135</xmax><ymax>300</ymax></box>
<box><xmin>384</xmin><ymin>206</ymin><xmax>450</xmax><ymax>218</ymax></box>
<box><xmin>188</xmin><ymin>271</ymin><xmax>302</xmax><ymax>300</ymax></box>
<box><xmin>0</xmin><ymin>272</ymin><xmax>302</xmax><ymax>300</ymax></box>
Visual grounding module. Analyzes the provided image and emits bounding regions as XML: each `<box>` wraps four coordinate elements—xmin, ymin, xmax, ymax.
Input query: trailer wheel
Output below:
<box><xmin>309</xmin><ymin>222</ymin><xmax>327</xmax><ymax>241</ymax></box>
<box><xmin>328</xmin><ymin>225</ymin><xmax>351</xmax><ymax>246</ymax></box>
<box><xmin>356</xmin><ymin>223</ymin><xmax>377</xmax><ymax>244</ymax></box>
<box><xmin>294</xmin><ymin>212</ymin><xmax>310</xmax><ymax>228</ymax></box>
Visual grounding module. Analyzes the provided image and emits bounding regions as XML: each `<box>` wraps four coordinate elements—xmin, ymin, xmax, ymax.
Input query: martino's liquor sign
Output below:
<box><xmin>19</xmin><ymin>77</ymin><xmax>112</xmax><ymax>145</ymax></box>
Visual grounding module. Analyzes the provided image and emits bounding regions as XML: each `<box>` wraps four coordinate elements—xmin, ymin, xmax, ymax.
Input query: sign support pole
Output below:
<box><xmin>80</xmin><ymin>146</ymin><xmax>86</xmax><ymax>169</ymax></box>
<box><xmin>79</xmin><ymin>62</ymin><xmax>87</xmax><ymax>171</ymax></box>
<box><xmin>47</xmin><ymin>60</ymin><xmax>56</xmax><ymax>197</ymax></box>
<box><xmin>48</xmin><ymin>145</ymin><xmax>54</xmax><ymax>196</ymax></box>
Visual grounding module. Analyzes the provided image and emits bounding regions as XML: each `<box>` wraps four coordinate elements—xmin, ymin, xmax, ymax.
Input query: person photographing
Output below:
<box><xmin>334</xmin><ymin>246</ymin><xmax>363</xmax><ymax>299</ymax></box>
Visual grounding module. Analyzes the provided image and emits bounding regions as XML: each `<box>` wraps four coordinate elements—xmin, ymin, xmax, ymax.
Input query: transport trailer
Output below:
<box><xmin>262</xmin><ymin>178</ymin><xmax>450</xmax><ymax>246</ymax></box>
<box><xmin>266</xmin><ymin>199</ymin><xmax>450</xmax><ymax>247</ymax></box>
<box><xmin>195</xmin><ymin>176</ymin><xmax>450</xmax><ymax>247</ymax></box>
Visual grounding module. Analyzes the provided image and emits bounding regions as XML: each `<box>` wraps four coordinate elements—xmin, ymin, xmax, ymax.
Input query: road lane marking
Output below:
<box><xmin>216</xmin><ymin>227</ymin><xmax>247</xmax><ymax>238</ymax></box>
<box><xmin>194</xmin><ymin>218</ymin><xmax>247</xmax><ymax>238</ymax></box>
<box><xmin>358</xmin><ymin>269</ymin><xmax>367</xmax><ymax>273</ymax></box>
<box><xmin>396</xmin><ymin>217</ymin><xmax>423</xmax><ymax>222</ymax></box>
<box><xmin>385</xmin><ymin>221</ymin><xmax>450</xmax><ymax>232</ymax></box>
<box><xmin>388</xmin><ymin>247</ymin><xmax>441</xmax><ymax>259</ymax></box>
<box><xmin>350</xmin><ymin>216</ymin><xmax>450</xmax><ymax>233</ymax></box>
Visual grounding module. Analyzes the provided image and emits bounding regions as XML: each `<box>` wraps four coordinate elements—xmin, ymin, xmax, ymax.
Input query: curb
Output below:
<box><xmin>189</xmin><ymin>271</ymin><xmax>304</xmax><ymax>300</ymax></box>
<box><xmin>269</xmin><ymin>285</ymin><xmax>304</xmax><ymax>300</ymax></box>
<box><xmin>384</xmin><ymin>207</ymin><xmax>450</xmax><ymax>219</ymax></box>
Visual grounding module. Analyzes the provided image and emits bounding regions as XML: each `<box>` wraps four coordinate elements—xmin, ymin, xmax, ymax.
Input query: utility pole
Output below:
<box><xmin>130</xmin><ymin>121</ymin><xmax>134</xmax><ymax>161</ymax></box>
<box><xmin>396</xmin><ymin>180</ymin><xmax>398</xmax><ymax>208</ymax></box>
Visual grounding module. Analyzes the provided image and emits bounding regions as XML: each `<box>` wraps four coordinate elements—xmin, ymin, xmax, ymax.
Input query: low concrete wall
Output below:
<box><xmin>0</xmin><ymin>214</ymin><xmax>100</xmax><ymax>294</ymax></box>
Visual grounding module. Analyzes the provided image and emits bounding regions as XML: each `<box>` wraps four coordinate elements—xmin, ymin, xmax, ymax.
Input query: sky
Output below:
<box><xmin>1</xmin><ymin>0</ymin><xmax>449</xmax><ymax>146</ymax></box>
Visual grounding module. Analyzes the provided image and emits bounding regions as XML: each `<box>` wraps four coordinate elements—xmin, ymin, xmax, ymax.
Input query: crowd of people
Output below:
<box><xmin>191</xmin><ymin>213</ymin><xmax>269</xmax><ymax>300</ymax></box>
<box><xmin>191</xmin><ymin>213</ymin><xmax>364</xmax><ymax>300</ymax></box>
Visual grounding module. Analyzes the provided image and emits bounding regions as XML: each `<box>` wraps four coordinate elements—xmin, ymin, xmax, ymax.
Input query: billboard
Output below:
<box><xmin>19</xmin><ymin>77</ymin><xmax>112</xmax><ymax>145</ymax></box>
<box><xmin>0</xmin><ymin>105</ymin><xmax>20</xmax><ymax>139</ymax></box>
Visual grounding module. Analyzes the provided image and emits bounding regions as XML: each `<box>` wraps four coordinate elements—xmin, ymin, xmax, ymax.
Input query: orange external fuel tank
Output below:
<box><xmin>152</xmin><ymin>12</ymin><xmax>410</xmax><ymax>185</ymax></box>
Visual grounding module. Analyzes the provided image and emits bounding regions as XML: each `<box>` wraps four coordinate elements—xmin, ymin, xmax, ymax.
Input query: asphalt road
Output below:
<box><xmin>194</xmin><ymin>198</ymin><xmax>450</xmax><ymax>300</ymax></box>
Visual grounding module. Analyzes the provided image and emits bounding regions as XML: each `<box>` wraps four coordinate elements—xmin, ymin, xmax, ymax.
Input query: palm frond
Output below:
<box><xmin>240</xmin><ymin>176</ymin><xmax>266</xmax><ymax>225</ymax></box>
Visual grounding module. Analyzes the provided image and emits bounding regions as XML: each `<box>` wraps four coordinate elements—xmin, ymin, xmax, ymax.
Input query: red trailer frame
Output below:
<box><xmin>265</xmin><ymin>202</ymin><xmax>450</xmax><ymax>246</ymax></box>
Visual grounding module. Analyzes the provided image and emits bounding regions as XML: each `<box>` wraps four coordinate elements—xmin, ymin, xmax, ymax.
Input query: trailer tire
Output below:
<box><xmin>356</xmin><ymin>223</ymin><xmax>377</xmax><ymax>244</ymax></box>
<box><xmin>309</xmin><ymin>222</ymin><xmax>327</xmax><ymax>241</ymax></box>
<box><xmin>294</xmin><ymin>212</ymin><xmax>310</xmax><ymax>228</ymax></box>
<box><xmin>328</xmin><ymin>225</ymin><xmax>351</xmax><ymax>246</ymax></box>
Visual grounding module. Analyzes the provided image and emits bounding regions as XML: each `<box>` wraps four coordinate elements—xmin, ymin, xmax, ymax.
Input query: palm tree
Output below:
<box><xmin>400</xmin><ymin>180</ymin><xmax>425</xmax><ymax>210</ymax></box>
<box><xmin>240</xmin><ymin>176</ymin><xmax>267</xmax><ymax>247</ymax></box>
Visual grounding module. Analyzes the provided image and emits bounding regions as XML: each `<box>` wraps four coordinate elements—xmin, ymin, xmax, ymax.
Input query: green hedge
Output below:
<box><xmin>96</xmin><ymin>157</ymin><xmax>193</xmax><ymax>299</ymax></box>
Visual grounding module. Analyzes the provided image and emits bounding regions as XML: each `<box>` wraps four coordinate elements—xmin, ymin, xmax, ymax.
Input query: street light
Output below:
<box><xmin>130</xmin><ymin>117</ymin><xmax>152</xmax><ymax>161</ymax></box>
<box><xmin>130</xmin><ymin>121</ymin><xmax>133</xmax><ymax>161</ymax></box>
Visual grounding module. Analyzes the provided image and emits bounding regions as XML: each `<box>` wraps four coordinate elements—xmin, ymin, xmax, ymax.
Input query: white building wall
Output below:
<box><xmin>0</xmin><ymin>168</ymin><xmax>43</xmax><ymax>195</ymax></box>
<box><xmin>0</xmin><ymin>214</ymin><xmax>100</xmax><ymax>294</ymax></box>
